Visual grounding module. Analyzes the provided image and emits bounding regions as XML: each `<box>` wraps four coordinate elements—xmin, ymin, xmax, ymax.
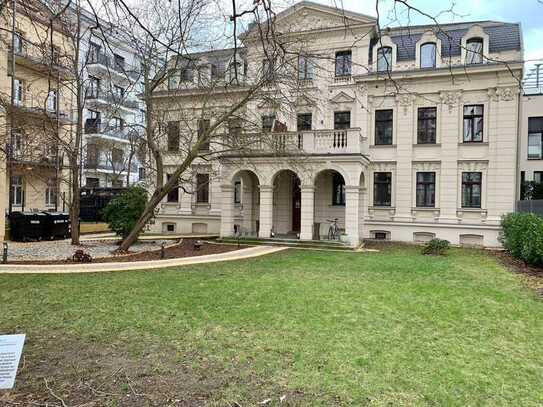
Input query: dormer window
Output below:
<box><xmin>420</xmin><ymin>42</ymin><xmax>436</xmax><ymax>68</ymax></box>
<box><xmin>377</xmin><ymin>47</ymin><xmax>392</xmax><ymax>72</ymax></box>
<box><xmin>466</xmin><ymin>38</ymin><xmax>484</xmax><ymax>64</ymax></box>
<box><xmin>335</xmin><ymin>50</ymin><xmax>352</xmax><ymax>77</ymax></box>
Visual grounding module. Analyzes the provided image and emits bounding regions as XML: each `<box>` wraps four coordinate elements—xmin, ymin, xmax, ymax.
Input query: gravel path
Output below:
<box><xmin>6</xmin><ymin>239</ymin><xmax>172</xmax><ymax>261</ymax></box>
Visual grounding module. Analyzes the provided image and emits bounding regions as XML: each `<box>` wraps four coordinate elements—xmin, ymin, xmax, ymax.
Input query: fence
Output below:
<box><xmin>516</xmin><ymin>199</ymin><xmax>543</xmax><ymax>216</ymax></box>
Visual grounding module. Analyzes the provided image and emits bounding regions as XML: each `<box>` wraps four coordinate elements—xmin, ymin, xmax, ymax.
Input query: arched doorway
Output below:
<box><xmin>314</xmin><ymin>169</ymin><xmax>346</xmax><ymax>240</ymax></box>
<box><xmin>231</xmin><ymin>170</ymin><xmax>260</xmax><ymax>236</ymax></box>
<box><xmin>271</xmin><ymin>169</ymin><xmax>301</xmax><ymax>237</ymax></box>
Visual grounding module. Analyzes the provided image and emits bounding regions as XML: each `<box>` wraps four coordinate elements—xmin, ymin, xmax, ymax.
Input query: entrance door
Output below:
<box><xmin>292</xmin><ymin>176</ymin><xmax>301</xmax><ymax>233</ymax></box>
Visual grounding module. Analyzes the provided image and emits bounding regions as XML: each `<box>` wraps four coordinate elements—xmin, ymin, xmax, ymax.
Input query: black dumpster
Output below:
<box><xmin>42</xmin><ymin>212</ymin><xmax>70</xmax><ymax>240</ymax></box>
<box><xmin>9</xmin><ymin>212</ymin><xmax>47</xmax><ymax>241</ymax></box>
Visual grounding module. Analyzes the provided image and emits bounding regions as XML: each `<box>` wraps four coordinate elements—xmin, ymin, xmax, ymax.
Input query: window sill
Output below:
<box><xmin>412</xmin><ymin>207</ymin><xmax>438</xmax><ymax>211</ymax></box>
<box><xmin>413</xmin><ymin>143</ymin><xmax>441</xmax><ymax>147</ymax></box>
<box><xmin>370</xmin><ymin>144</ymin><xmax>396</xmax><ymax>148</ymax></box>
<box><xmin>527</xmin><ymin>157</ymin><xmax>543</xmax><ymax>160</ymax></box>
<box><xmin>459</xmin><ymin>141</ymin><xmax>488</xmax><ymax>146</ymax></box>
<box><xmin>369</xmin><ymin>205</ymin><xmax>394</xmax><ymax>210</ymax></box>
<box><xmin>330</xmin><ymin>203</ymin><xmax>345</xmax><ymax>207</ymax></box>
<box><xmin>457</xmin><ymin>208</ymin><xmax>487</xmax><ymax>215</ymax></box>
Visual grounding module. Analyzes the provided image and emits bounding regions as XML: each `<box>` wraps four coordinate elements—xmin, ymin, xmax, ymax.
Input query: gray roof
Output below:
<box><xmin>370</xmin><ymin>21</ymin><xmax>521</xmax><ymax>63</ymax></box>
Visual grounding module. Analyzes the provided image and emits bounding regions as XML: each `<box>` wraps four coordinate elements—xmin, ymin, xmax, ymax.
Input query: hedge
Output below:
<box><xmin>500</xmin><ymin>212</ymin><xmax>543</xmax><ymax>266</ymax></box>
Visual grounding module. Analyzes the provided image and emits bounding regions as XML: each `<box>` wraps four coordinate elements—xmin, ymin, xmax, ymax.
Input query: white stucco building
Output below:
<box><xmin>150</xmin><ymin>1</ymin><xmax>524</xmax><ymax>248</ymax></box>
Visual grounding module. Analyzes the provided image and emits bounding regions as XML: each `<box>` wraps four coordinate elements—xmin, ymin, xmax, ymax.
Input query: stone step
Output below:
<box><xmin>217</xmin><ymin>237</ymin><xmax>355</xmax><ymax>250</ymax></box>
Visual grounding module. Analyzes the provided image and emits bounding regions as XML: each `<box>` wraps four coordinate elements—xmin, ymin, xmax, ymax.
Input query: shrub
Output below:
<box><xmin>422</xmin><ymin>238</ymin><xmax>450</xmax><ymax>256</ymax></box>
<box><xmin>501</xmin><ymin>212</ymin><xmax>543</xmax><ymax>266</ymax></box>
<box><xmin>102</xmin><ymin>186</ymin><xmax>147</xmax><ymax>239</ymax></box>
<box><xmin>72</xmin><ymin>249</ymin><xmax>92</xmax><ymax>263</ymax></box>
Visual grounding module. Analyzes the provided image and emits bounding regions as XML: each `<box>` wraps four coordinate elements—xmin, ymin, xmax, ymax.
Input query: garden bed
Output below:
<box><xmin>5</xmin><ymin>239</ymin><xmax>246</xmax><ymax>265</ymax></box>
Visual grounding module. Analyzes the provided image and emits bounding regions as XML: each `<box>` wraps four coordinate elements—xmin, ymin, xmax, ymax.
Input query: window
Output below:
<box><xmin>332</xmin><ymin>173</ymin><xmax>345</xmax><ymax>206</ymax></box>
<box><xmin>10</xmin><ymin>176</ymin><xmax>23</xmax><ymax>206</ymax></box>
<box><xmin>377</xmin><ymin>47</ymin><xmax>392</xmax><ymax>72</ymax></box>
<box><xmin>45</xmin><ymin>178</ymin><xmax>57</xmax><ymax>206</ymax></box>
<box><xmin>528</xmin><ymin>117</ymin><xmax>543</xmax><ymax>159</ymax></box>
<box><xmin>166</xmin><ymin>174</ymin><xmax>179</xmax><ymax>202</ymax></box>
<box><xmin>197</xmin><ymin>119</ymin><xmax>211</xmax><ymax>151</ymax></box>
<box><xmin>297</xmin><ymin>113</ymin><xmax>312</xmax><ymax>131</ymax></box>
<box><xmin>13</xmin><ymin>32</ymin><xmax>23</xmax><ymax>54</ymax></box>
<box><xmin>298</xmin><ymin>56</ymin><xmax>314</xmax><ymax>80</ymax></box>
<box><xmin>211</xmin><ymin>61</ymin><xmax>225</xmax><ymax>79</ymax></box>
<box><xmin>46</xmin><ymin>90</ymin><xmax>57</xmax><ymax>111</ymax></box>
<box><xmin>417</xmin><ymin>107</ymin><xmax>437</xmax><ymax>144</ymax></box>
<box><xmin>227</xmin><ymin>61</ymin><xmax>243</xmax><ymax>83</ymax></box>
<box><xmin>11</xmin><ymin>130</ymin><xmax>23</xmax><ymax>158</ymax></box>
<box><xmin>85</xmin><ymin>110</ymin><xmax>101</xmax><ymax>133</ymax></box>
<box><xmin>262</xmin><ymin>59</ymin><xmax>274</xmax><ymax>81</ymax></box>
<box><xmin>86</xmin><ymin>177</ymin><xmax>99</xmax><ymax>188</ymax></box>
<box><xmin>262</xmin><ymin>114</ymin><xmax>275</xmax><ymax>132</ymax></box>
<box><xmin>420</xmin><ymin>42</ymin><xmax>436</xmax><ymax>68</ymax></box>
<box><xmin>234</xmin><ymin>181</ymin><xmax>241</xmax><ymax>204</ymax></box>
<box><xmin>416</xmin><ymin>172</ymin><xmax>435</xmax><ymax>207</ymax></box>
<box><xmin>466</xmin><ymin>38</ymin><xmax>483</xmax><ymax>65</ymax></box>
<box><xmin>111</xmin><ymin>148</ymin><xmax>123</xmax><ymax>165</ymax></box>
<box><xmin>180</xmin><ymin>67</ymin><xmax>194</xmax><ymax>82</ymax></box>
<box><xmin>88</xmin><ymin>42</ymin><xmax>101</xmax><ymax>63</ymax></box>
<box><xmin>335</xmin><ymin>50</ymin><xmax>352</xmax><ymax>77</ymax></box>
<box><xmin>463</xmin><ymin>105</ymin><xmax>484</xmax><ymax>142</ymax></box>
<box><xmin>228</xmin><ymin>117</ymin><xmax>242</xmax><ymax>140</ymax></box>
<box><xmin>534</xmin><ymin>171</ymin><xmax>543</xmax><ymax>184</ymax></box>
<box><xmin>196</xmin><ymin>173</ymin><xmax>209</xmax><ymax>203</ymax></box>
<box><xmin>168</xmin><ymin>69</ymin><xmax>179</xmax><ymax>89</ymax></box>
<box><xmin>462</xmin><ymin>172</ymin><xmax>482</xmax><ymax>208</ymax></box>
<box><xmin>138</xmin><ymin>167</ymin><xmax>145</xmax><ymax>181</ymax></box>
<box><xmin>167</xmin><ymin>121</ymin><xmax>179</xmax><ymax>152</ymax></box>
<box><xmin>112</xmin><ymin>117</ymin><xmax>124</xmax><ymax>130</ymax></box>
<box><xmin>86</xmin><ymin>144</ymin><xmax>99</xmax><ymax>167</ymax></box>
<box><xmin>113</xmin><ymin>53</ymin><xmax>125</xmax><ymax>70</ymax></box>
<box><xmin>334</xmin><ymin>111</ymin><xmax>351</xmax><ymax>130</ymax></box>
<box><xmin>13</xmin><ymin>78</ymin><xmax>23</xmax><ymax>105</ymax></box>
<box><xmin>373</xmin><ymin>172</ymin><xmax>392</xmax><ymax>206</ymax></box>
<box><xmin>88</xmin><ymin>76</ymin><xmax>100</xmax><ymax>98</ymax></box>
<box><xmin>113</xmin><ymin>85</ymin><xmax>124</xmax><ymax>99</ymax></box>
<box><xmin>112</xmin><ymin>179</ymin><xmax>123</xmax><ymax>188</ymax></box>
<box><xmin>375</xmin><ymin>109</ymin><xmax>393</xmax><ymax>145</ymax></box>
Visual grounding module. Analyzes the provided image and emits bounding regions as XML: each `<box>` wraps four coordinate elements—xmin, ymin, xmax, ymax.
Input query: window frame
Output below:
<box><xmin>466</xmin><ymin>38</ymin><xmax>484</xmax><ymax>65</ymax></box>
<box><xmin>461</xmin><ymin>172</ymin><xmax>482</xmax><ymax>208</ymax></box>
<box><xmin>463</xmin><ymin>104</ymin><xmax>484</xmax><ymax>143</ymax></box>
<box><xmin>197</xmin><ymin>119</ymin><xmax>211</xmax><ymax>151</ymax></box>
<box><xmin>196</xmin><ymin>173</ymin><xmax>210</xmax><ymax>204</ymax></box>
<box><xmin>167</xmin><ymin>121</ymin><xmax>180</xmax><ymax>152</ymax></box>
<box><xmin>334</xmin><ymin>111</ymin><xmax>351</xmax><ymax>130</ymax></box>
<box><xmin>166</xmin><ymin>174</ymin><xmax>179</xmax><ymax>203</ymax></box>
<box><xmin>46</xmin><ymin>89</ymin><xmax>57</xmax><ymax>112</ymax></box>
<box><xmin>332</xmin><ymin>172</ymin><xmax>346</xmax><ymax>206</ymax></box>
<box><xmin>528</xmin><ymin>117</ymin><xmax>543</xmax><ymax>160</ymax></box>
<box><xmin>415</xmin><ymin>172</ymin><xmax>436</xmax><ymax>208</ymax></box>
<box><xmin>297</xmin><ymin>113</ymin><xmax>312</xmax><ymax>131</ymax></box>
<box><xmin>234</xmin><ymin>181</ymin><xmax>241</xmax><ymax>204</ymax></box>
<box><xmin>13</xmin><ymin>78</ymin><xmax>23</xmax><ymax>105</ymax></box>
<box><xmin>375</xmin><ymin>109</ymin><xmax>393</xmax><ymax>145</ymax></box>
<box><xmin>417</xmin><ymin>107</ymin><xmax>437</xmax><ymax>144</ymax></box>
<box><xmin>10</xmin><ymin>175</ymin><xmax>24</xmax><ymax>206</ymax></box>
<box><xmin>376</xmin><ymin>46</ymin><xmax>392</xmax><ymax>72</ymax></box>
<box><xmin>335</xmin><ymin>50</ymin><xmax>352</xmax><ymax>77</ymax></box>
<box><xmin>298</xmin><ymin>55</ymin><xmax>314</xmax><ymax>80</ymax></box>
<box><xmin>261</xmin><ymin>114</ymin><xmax>275</xmax><ymax>132</ymax></box>
<box><xmin>420</xmin><ymin>42</ymin><xmax>437</xmax><ymax>69</ymax></box>
<box><xmin>45</xmin><ymin>178</ymin><xmax>57</xmax><ymax>207</ymax></box>
<box><xmin>373</xmin><ymin>172</ymin><xmax>392</xmax><ymax>207</ymax></box>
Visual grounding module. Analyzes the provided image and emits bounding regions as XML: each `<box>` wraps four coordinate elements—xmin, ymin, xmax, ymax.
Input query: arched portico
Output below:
<box><xmin>270</xmin><ymin>169</ymin><xmax>301</xmax><ymax>237</ymax></box>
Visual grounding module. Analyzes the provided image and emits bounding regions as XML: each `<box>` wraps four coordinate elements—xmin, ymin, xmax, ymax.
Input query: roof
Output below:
<box><xmin>370</xmin><ymin>21</ymin><xmax>521</xmax><ymax>62</ymax></box>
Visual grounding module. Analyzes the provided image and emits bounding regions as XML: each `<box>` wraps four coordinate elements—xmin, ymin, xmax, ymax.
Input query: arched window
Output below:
<box><xmin>377</xmin><ymin>46</ymin><xmax>392</xmax><ymax>72</ymax></box>
<box><xmin>466</xmin><ymin>38</ymin><xmax>484</xmax><ymax>64</ymax></box>
<box><xmin>420</xmin><ymin>42</ymin><xmax>436</xmax><ymax>68</ymax></box>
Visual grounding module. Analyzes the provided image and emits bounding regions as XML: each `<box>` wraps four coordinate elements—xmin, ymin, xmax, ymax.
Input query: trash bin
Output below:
<box><xmin>42</xmin><ymin>212</ymin><xmax>70</xmax><ymax>240</ymax></box>
<box><xmin>9</xmin><ymin>211</ymin><xmax>47</xmax><ymax>242</ymax></box>
<box><xmin>313</xmin><ymin>222</ymin><xmax>320</xmax><ymax>240</ymax></box>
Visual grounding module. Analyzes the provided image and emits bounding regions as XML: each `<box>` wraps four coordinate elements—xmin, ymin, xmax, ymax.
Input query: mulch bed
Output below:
<box><xmin>6</xmin><ymin>239</ymin><xmax>247</xmax><ymax>265</ymax></box>
<box><xmin>494</xmin><ymin>251</ymin><xmax>543</xmax><ymax>296</ymax></box>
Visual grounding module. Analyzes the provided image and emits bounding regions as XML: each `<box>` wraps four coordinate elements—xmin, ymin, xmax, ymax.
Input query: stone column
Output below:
<box><xmin>219</xmin><ymin>184</ymin><xmax>234</xmax><ymax>238</ymax></box>
<box><xmin>300</xmin><ymin>185</ymin><xmax>315</xmax><ymax>240</ymax></box>
<box><xmin>258</xmin><ymin>185</ymin><xmax>273</xmax><ymax>238</ymax></box>
<box><xmin>241</xmin><ymin>184</ymin><xmax>254</xmax><ymax>234</ymax></box>
<box><xmin>345</xmin><ymin>185</ymin><xmax>361</xmax><ymax>246</ymax></box>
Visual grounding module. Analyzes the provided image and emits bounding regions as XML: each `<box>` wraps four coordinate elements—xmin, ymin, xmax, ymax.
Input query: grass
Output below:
<box><xmin>1</xmin><ymin>245</ymin><xmax>542</xmax><ymax>406</ymax></box>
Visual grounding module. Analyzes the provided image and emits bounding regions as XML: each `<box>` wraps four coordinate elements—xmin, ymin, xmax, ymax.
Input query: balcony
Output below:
<box><xmin>84</xmin><ymin>120</ymin><xmax>134</xmax><ymax>142</ymax></box>
<box><xmin>7</xmin><ymin>142</ymin><xmax>59</xmax><ymax>167</ymax></box>
<box><xmin>224</xmin><ymin>128</ymin><xmax>368</xmax><ymax>156</ymax></box>
<box><xmin>85</xmin><ymin>90</ymin><xmax>140</xmax><ymax>111</ymax></box>
<box><xmin>10</xmin><ymin>99</ymin><xmax>70</xmax><ymax>123</ymax></box>
<box><xmin>86</xmin><ymin>51</ymin><xmax>140</xmax><ymax>81</ymax></box>
<box><xmin>9</xmin><ymin>39</ymin><xmax>72</xmax><ymax>78</ymax></box>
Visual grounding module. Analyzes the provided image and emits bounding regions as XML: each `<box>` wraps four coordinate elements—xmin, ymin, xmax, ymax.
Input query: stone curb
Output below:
<box><xmin>0</xmin><ymin>246</ymin><xmax>287</xmax><ymax>274</ymax></box>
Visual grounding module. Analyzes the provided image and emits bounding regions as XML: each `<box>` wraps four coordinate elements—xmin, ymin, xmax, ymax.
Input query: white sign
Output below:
<box><xmin>0</xmin><ymin>334</ymin><xmax>25</xmax><ymax>389</ymax></box>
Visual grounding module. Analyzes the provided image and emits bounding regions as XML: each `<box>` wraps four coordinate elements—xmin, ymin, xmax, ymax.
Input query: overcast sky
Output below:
<box><xmin>308</xmin><ymin>0</ymin><xmax>543</xmax><ymax>71</ymax></box>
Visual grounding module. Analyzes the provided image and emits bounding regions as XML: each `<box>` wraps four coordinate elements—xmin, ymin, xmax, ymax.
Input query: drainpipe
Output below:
<box><xmin>8</xmin><ymin>0</ymin><xmax>17</xmax><ymax>216</ymax></box>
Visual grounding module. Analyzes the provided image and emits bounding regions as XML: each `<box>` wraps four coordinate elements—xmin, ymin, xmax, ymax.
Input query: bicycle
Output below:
<box><xmin>327</xmin><ymin>218</ymin><xmax>339</xmax><ymax>240</ymax></box>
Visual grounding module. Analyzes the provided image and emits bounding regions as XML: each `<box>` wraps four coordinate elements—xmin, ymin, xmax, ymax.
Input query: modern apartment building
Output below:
<box><xmin>149</xmin><ymin>1</ymin><xmax>524</xmax><ymax>248</ymax></box>
<box><xmin>0</xmin><ymin>0</ymin><xmax>74</xmax><ymax>241</ymax></box>
<box><xmin>79</xmin><ymin>8</ymin><xmax>143</xmax><ymax>189</ymax></box>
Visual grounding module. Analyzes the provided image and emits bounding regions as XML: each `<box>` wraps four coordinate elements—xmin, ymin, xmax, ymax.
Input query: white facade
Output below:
<box><xmin>80</xmin><ymin>10</ymin><xmax>144</xmax><ymax>189</ymax></box>
<box><xmin>149</xmin><ymin>1</ymin><xmax>524</xmax><ymax>248</ymax></box>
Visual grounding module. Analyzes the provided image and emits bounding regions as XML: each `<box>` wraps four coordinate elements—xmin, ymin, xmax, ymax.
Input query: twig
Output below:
<box><xmin>43</xmin><ymin>378</ymin><xmax>68</xmax><ymax>407</ymax></box>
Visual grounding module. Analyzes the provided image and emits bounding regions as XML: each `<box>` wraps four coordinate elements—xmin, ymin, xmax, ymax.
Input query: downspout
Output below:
<box><xmin>8</xmin><ymin>0</ymin><xmax>17</xmax><ymax>215</ymax></box>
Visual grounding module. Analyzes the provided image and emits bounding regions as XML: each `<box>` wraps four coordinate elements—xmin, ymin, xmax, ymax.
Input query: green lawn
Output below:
<box><xmin>1</xmin><ymin>246</ymin><xmax>542</xmax><ymax>406</ymax></box>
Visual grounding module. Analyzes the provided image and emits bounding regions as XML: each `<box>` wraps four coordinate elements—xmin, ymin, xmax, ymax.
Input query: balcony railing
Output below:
<box><xmin>84</xmin><ymin>120</ymin><xmax>134</xmax><ymax>140</ymax></box>
<box><xmin>86</xmin><ymin>51</ymin><xmax>140</xmax><ymax>80</ymax></box>
<box><xmin>10</xmin><ymin>38</ymin><xmax>71</xmax><ymax>76</ymax></box>
<box><xmin>85</xmin><ymin>91</ymin><xmax>140</xmax><ymax>110</ymax></box>
<box><xmin>224</xmin><ymin>128</ymin><xmax>367</xmax><ymax>156</ymax></box>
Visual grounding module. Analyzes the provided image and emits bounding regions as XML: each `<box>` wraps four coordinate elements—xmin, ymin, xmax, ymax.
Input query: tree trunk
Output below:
<box><xmin>70</xmin><ymin>160</ymin><xmax>80</xmax><ymax>245</ymax></box>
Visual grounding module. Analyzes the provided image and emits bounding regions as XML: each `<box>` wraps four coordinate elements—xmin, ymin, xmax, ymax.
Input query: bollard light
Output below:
<box><xmin>160</xmin><ymin>242</ymin><xmax>165</xmax><ymax>259</ymax></box>
<box><xmin>194</xmin><ymin>240</ymin><xmax>202</xmax><ymax>250</ymax></box>
<box><xmin>2</xmin><ymin>242</ymin><xmax>7</xmax><ymax>264</ymax></box>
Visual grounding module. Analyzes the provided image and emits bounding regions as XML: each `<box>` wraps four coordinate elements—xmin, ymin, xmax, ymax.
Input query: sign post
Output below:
<box><xmin>0</xmin><ymin>334</ymin><xmax>25</xmax><ymax>390</ymax></box>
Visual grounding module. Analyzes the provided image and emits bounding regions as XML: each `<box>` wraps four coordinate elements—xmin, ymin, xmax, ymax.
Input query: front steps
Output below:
<box><xmin>216</xmin><ymin>236</ymin><xmax>358</xmax><ymax>251</ymax></box>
